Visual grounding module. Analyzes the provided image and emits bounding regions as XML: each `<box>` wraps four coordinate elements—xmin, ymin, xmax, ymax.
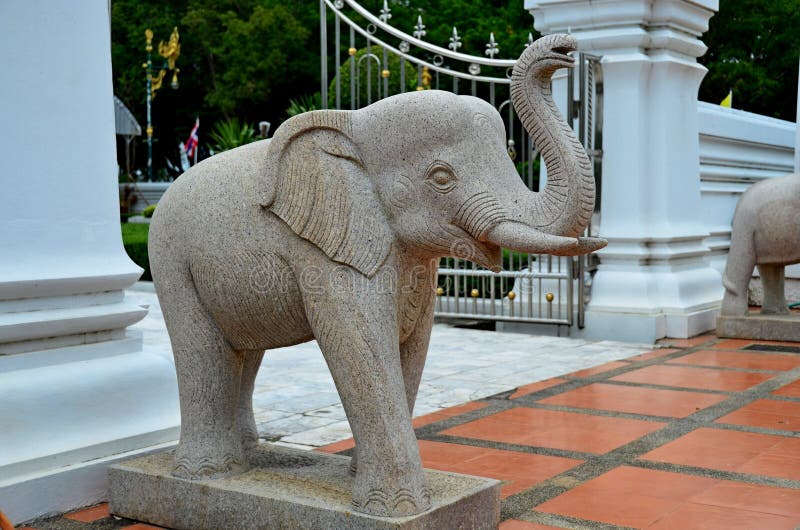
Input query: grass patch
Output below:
<box><xmin>122</xmin><ymin>223</ymin><xmax>151</xmax><ymax>281</ymax></box>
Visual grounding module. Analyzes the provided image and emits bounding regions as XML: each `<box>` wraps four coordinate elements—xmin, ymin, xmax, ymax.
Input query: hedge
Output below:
<box><xmin>122</xmin><ymin>223</ymin><xmax>151</xmax><ymax>281</ymax></box>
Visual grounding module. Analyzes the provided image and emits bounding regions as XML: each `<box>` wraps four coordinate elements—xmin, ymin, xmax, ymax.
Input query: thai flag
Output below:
<box><xmin>184</xmin><ymin>117</ymin><xmax>199</xmax><ymax>159</ymax></box>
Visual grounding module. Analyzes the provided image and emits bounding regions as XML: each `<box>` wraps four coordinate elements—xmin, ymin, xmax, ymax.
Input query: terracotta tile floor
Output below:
<box><xmin>509</xmin><ymin>378</ymin><xmax>567</xmax><ymax>399</ymax></box>
<box><xmin>417</xmin><ymin>440</ymin><xmax>582</xmax><ymax>498</ymax></box>
<box><xmin>441</xmin><ymin>406</ymin><xmax>667</xmax><ymax>454</ymax></box>
<box><xmin>22</xmin><ymin>336</ymin><xmax>800</xmax><ymax>529</ymax></box>
<box><xmin>538</xmin><ymin>383</ymin><xmax>728</xmax><ymax>418</ymax></box>
<box><xmin>716</xmin><ymin>398</ymin><xmax>800</xmax><ymax>431</ymax></box>
<box><xmin>642</xmin><ymin>427</ymin><xmax>800</xmax><ymax>480</ymax></box>
<box><xmin>774</xmin><ymin>379</ymin><xmax>800</xmax><ymax>397</ymax></box>
<box><xmin>611</xmin><ymin>364</ymin><xmax>773</xmax><ymax>391</ymax></box>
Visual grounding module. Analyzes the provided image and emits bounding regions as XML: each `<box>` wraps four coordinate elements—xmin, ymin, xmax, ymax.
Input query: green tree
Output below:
<box><xmin>181</xmin><ymin>0</ymin><xmax>314</xmax><ymax>117</ymax></box>
<box><xmin>699</xmin><ymin>0</ymin><xmax>800</xmax><ymax>121</ymax></box>
<box><xmin>110</xmin><ymin>0</ymin><xmax>318</xmax><ymax>175</ymax></box>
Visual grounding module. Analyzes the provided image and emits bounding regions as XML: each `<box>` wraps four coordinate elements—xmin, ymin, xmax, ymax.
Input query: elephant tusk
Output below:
<box><xmin>484</xmin><ymin>221</ymin><xmax>606</xmax><ymax>256</ymax></box>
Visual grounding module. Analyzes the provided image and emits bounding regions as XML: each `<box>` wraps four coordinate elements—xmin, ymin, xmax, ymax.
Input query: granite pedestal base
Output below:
<box><xmin>717</xmin><ymin>314</ymin><xmax>800</xmax><ymax>342</ymax></box>
<box><xmin>109</xmin><ymin>444</ymin><xmax>501</xmax><ymax>530</ymax></box>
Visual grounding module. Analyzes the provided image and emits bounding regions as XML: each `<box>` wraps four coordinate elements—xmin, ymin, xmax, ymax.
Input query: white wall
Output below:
<box><xmin>698</xmin><ymin>102</ymin><xmax>797</xmax><ymax>276</ymax></box>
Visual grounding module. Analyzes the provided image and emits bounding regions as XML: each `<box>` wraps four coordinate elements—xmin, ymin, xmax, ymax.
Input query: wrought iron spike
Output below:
<box><xmin>379</xmin><ymin>0</ymin><xmax>392</xmax><ymax>23</ymax></box>
<box><xmin>485</xmin><ymin>32</ymin><xmax>499</xmax><ymax>59</ymax></box>
<box><xmin>525</xmin><ymin>32</ymin><xmax>535</xmax><ymax>49</ymax></box>
<box><xmin>448</xmin><ymin>26</ymin><xmax>462</xmax><ymax>52</ymax></box>
<box><xmin>413</xmin><ymin>15</ymin><xmax>426</xmax><ymax>40</ymax></box>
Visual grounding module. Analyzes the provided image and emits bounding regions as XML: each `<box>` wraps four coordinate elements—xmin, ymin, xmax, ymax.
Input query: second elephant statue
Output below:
<box><xmin>148</xmin><ymin>34</ymin><xmax>605</xmax><ymax>518</ymax></box>
<box><xmin>721</xmin><ymin>172</ymin><xmax>800</xmax><ymax>316</ymax></box>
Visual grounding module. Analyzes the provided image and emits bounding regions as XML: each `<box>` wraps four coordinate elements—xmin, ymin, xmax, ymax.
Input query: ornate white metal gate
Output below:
<box><xmin>319</xmin><ymin>0</ymin><xmax>601</xmax><ymax>327</ymax></box>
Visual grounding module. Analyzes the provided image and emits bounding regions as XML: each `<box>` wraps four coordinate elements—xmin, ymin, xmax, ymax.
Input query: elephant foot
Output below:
<box><xmin>721</xmin><ymin>294</ymin><xmax>749</xmax><ymax>317</ymax></box>
<box><xmin>761</xmin><ymin>306</ymin><xmax>790</xmax><ymax>316</ymax></box>
<box><xmin>172</xmin><ymin>440</ymin><xmax>249</xmax><ymax>480</ymax></box>
<box><xmin>240</xmin><ymin>421</ymin><xmax>260</xmax><ymax>452</ymax></box>
<box><xmin>351</xmin><ymin>466</ymin><xmax>431</xmax><ymax>517</ymax></box>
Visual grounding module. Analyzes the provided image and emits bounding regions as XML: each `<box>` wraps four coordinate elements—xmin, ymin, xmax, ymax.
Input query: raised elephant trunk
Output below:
<box><xmin>510</xmin><ymin>33</ymin><xmax>595</xmax><ymax>238</ymax></box>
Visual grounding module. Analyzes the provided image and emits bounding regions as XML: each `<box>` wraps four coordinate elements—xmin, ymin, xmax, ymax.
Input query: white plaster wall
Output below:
<box><xmin>0</xmin><ymin>0</ymin><xmax>141</xmax><ymax>297</ymax></box>
<box><xmin>698</xmin><ymin>102</ymin><xmax>797</xmax><ymax>276</ymax></box>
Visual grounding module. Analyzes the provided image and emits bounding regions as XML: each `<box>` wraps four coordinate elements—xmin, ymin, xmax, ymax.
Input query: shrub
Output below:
<box><xmin>142</xmin><ymin>204</ymin><xmax>157</xmax><ymax>218</ymax></box>
<box><xmin>286</xmin><ymin>93</ymin><xmax>321</xmax><ymax>117</ymax></box>
<box><xmin>122</xmin><ymin>223</ymin><xmax>151</xmax><ymax>281</ymax></box>
<box><xmin>209</xmin><ymin>118</ymin><xmax>256</xmax><ymax>153</ymax></box>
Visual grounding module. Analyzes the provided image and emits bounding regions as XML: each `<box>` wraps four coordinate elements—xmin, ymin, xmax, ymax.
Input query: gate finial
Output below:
<box><xmin>448</xmin><ymin>27</ymin><xmax>462</xmax><ymax>51</ymax></box>
<box><xmin>413</xmin><ymin>15</ymin><xmax>426</xmax><ymax>40</ymax></box>
<box><xmin>379</xmin><ymin>0</ymin><xmax>391</xmax><ymax>23</ymax></box>
<box><xmin>485</xmin><ymin>32</ymin><xmax>499</xmax><ymax>59</ymax></box>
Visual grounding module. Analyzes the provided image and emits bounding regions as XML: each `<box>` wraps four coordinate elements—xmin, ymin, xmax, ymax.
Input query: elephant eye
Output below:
<box><xmin>426</xmin><ymin>163</ymin><xmax>457</xmax><ymax>193</ymax></box>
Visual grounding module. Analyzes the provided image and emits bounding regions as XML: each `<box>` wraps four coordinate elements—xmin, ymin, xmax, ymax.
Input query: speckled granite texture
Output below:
<box><xmin>140</xmin><ymin>33</ymin><xmax>603</xmax><ymax>518</ymax></box>
<box><xmin>108</xmin><ymin>445</ymin><xmax>500</xmax><ymax>530</ymax></box>
<box><xmin>719</xmin><ymin>173</ymin><xmax>800</xmax><ymax>340</ymax></box>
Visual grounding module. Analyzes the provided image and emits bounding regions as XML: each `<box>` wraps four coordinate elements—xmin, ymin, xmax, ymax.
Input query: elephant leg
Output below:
<box><xmin>156</xmin><ymin>265</ymin><xmax>249</xmax><ymax>480</ymax></box>
<box><xmin>348</xmin><ymin>294</ymin><xmax>435</xmax><ymax>476</ymax></box>
<box><xmin>303</xmin><ymin>286</ymin><xmax>430</xmax><ymax>517</ymax></box>
<box><xmin>238</xmin><ymin>350</ymin><xmax>266</xmax><ymax>451</ymax></box>
<box><xmin>349</xmin><ymin>264</ymin><xmax>437</xmax><ymax>476</ymax></box>
<box><xmin>721</xmin><ymin>228</ymin><xmax>756</xmax><ymax>317</ymax></box>
<box><xmin>400</xmin><ymin>323</ymin><xmax>434</xmax><ymax>415</ymax></box>
<box><xmin>758</xmin><ymin>264</ymin><xmax>789</xmax><ymax>315</ymax></box>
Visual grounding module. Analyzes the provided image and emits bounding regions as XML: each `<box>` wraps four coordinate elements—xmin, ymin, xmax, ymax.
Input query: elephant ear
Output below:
<box><xmin>263</xmin><ymin>110</ymin><xmax>393</xmax><ymax>278</ymax></box>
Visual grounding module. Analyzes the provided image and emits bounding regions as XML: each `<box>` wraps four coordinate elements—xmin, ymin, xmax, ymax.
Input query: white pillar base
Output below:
<box><xmin>0</xmin><ymin>333</ymin><xmax>180</xmax><ymax>525</ymax></box>
<box><xmin>584</xmin><ymin>236</ymin><xmax>723</xmax><ymax>341</ymax></box>
<box><xmin>0</xmin><ymin>441</ymin><xmax>177</xmax><ymax>526</ymax></box>
<box><xmin>584</xmin><ymin>305</ymin><xmax>719</xmax><ymax>343</ymax></box>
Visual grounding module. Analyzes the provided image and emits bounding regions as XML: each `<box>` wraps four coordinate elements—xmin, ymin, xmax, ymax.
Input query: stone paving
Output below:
<box><xmin>23</xmin><ymin>333</ymin><xmax>800</xmax><ymax>529</ymax></box>
<box><xmin>127</xmin><ymin>283</ymin><xmax>651</xmax><ymax>450</ymax></box>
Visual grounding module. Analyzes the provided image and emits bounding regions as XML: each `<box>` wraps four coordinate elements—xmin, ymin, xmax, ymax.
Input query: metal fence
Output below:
<box><xmin>319</xmin><ymin>0</ymin><xmax>602</xmax><ymax>327</ymax></box>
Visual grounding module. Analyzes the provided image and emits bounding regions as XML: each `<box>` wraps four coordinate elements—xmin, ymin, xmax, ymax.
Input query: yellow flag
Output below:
<box><xmin>720</xmin><ymin>90</ymin><xmax>733</xmax><ymax>108</ymax></box>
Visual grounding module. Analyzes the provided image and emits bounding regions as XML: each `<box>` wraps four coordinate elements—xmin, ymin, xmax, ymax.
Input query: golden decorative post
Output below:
<box><xmin>144</xmin><ymin>27</ymin><xmax>181</xmax><ymax>181</ymax></box>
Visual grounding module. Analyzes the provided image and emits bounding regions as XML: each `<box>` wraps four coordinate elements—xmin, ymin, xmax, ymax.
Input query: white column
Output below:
<box><xmin>0</xmin><ymin>1</ymin><xmax>179</xmax><ymax>523</ymax></box>
<box><xmin>527</xmin><ymin>0</ymin><xmax>722</xmax><ymax>342</ymax></box>
<box><xmin>796</xmin><ymin>56</ymin><xmax>800</xmax><ymax>173</ymax></box>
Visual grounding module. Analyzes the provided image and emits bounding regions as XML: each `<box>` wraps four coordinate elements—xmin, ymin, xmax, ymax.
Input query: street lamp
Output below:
<box><xmin>143</xmin><ymin>27</ymin><xmax>180</xmax><ymax>181</ymax></box>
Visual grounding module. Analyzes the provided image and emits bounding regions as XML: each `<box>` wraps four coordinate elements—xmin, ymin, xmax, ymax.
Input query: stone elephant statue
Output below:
<box><xmin>149</xmin><ymin>34</ymin><xmax>605</xmax><ymax>517</ymax></box>
<box><xmin>721</xmin><ymin>172</ymin><xmax>800</xmax><ymax>316</ymax></box>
